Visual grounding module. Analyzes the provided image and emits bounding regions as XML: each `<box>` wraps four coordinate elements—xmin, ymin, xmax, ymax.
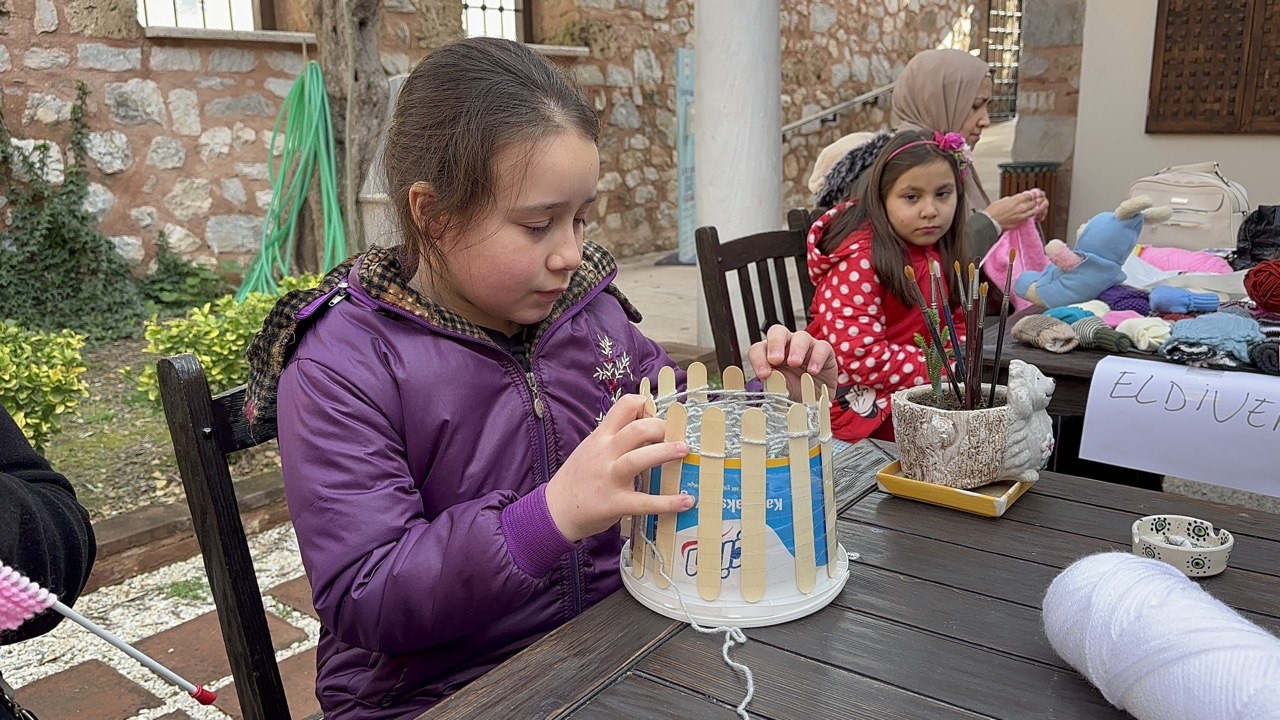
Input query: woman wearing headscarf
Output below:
<box><xmin>812</xmin><ymin>48</ymin><xmax>1048</xmax><ymax>258</ymax></box>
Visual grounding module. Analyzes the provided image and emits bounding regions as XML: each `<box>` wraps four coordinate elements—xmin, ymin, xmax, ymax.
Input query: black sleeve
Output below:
<box><xmin>0</xmin><ymin>407</ymin><xmax>96</xmax><ymax>644</ymax></box>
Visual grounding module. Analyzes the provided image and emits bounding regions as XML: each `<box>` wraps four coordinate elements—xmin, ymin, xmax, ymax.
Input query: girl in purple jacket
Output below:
<box><xmin>244</xmin><ymin>37</ymin><xmax>836</xmax><ymax>720</ymax></box>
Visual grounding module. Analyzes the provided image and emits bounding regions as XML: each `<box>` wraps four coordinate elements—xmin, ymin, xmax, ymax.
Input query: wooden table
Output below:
<box><xmin>420</xmin><ymin>440</ymin><xmax>1280</xmax><ymax>720</ymax></box>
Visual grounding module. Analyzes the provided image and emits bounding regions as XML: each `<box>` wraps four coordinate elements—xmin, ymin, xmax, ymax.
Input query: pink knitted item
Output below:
<box><xmin>1104</xmin><ymin>310</ymin><xmax>1143</xmax><ymax>328</ymax></box>
<box><xmin>1138</xmin><ymin>246</ymin><xmax>1233</xmax><ymax>274</ymax></box>
<box><xmin>983</xmin><ymin>217</ymin><xmax>1049</xmax><ymax>313</ymax></box>
<box><xmin>0</xmin><ymin>562</ymin><xmax>57</xmax><ymax>630</ymax></box>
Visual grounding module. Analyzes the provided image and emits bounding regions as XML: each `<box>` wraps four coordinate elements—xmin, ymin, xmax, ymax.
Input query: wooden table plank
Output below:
<box><xmin>567</xmin><ymin>674</ymin><xmax>739</xmax><ymax>720</ymax></box>
<box><xmin>744</xmin><ymin>603</ymin><xmax>1127</xmax><ymax>720</ymax></box>
<box><xmin>420</xmin><ymin>591</ymin><xmax>681</xmax><ymax>720</ymax></box>
<box><xmin>1032</xmin><ymin>472</ymin><xmax>1280</xmax><ymax>544</ymax></box>
<box><xmin>637</xmin><ymin>628</ymin><xmax>998</xmax><ymax>720</ymax></box>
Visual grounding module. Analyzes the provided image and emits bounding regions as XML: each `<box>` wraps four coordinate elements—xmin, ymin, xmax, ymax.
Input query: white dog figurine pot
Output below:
<box><xmin>891</xmin><ymin>360</ymin><xmax>1056</xmax><ymax>489</ymax></box>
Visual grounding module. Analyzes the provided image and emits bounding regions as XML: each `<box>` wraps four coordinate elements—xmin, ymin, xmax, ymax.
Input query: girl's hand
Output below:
<box><xmin>985</xmin><ymin>189</ymin><xmax>1049</xmax><ymax>231</ymax></box>
<box><xmin>545</xmin><ymin>394</ymin><xmax>692</xmax><ymax>542</ymax></box>
<box><xmin>746</xmin><ymin>326</ymin><xmax>838</xmax><ymax>400</ymax></box>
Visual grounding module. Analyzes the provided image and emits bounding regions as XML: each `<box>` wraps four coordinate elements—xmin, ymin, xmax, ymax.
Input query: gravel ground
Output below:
<box><xmin>1</xmin><ymin>525</ymin><xmax>314</xmax><ymax>720</ymax></box>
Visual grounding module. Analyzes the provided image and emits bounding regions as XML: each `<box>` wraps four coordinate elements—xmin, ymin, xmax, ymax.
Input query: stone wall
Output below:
<box><xmin>553</xmin><ymin>0</ymin><xmax>979</xmax><ymax>257</ymax></box>
<box><xmin>1010</xmin><ymin>0</ymin><xmax>1083</xmax><ymax>241</ymax></box>
<box><xmin>0</xmin><ymin>0</ymin><xmax>460</xmax><ymax>272</ymax></box>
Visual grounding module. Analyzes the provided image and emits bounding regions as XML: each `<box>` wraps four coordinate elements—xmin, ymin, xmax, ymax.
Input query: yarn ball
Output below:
<box><xmin>1244</xmin><ymin>259</ymin><xmax>1280</xmax><ymax>313</ymax></box>
<box><xmin>1249</xmin><ymin>341</ymin><xmax>1280</xmax><ymax>375</ymax></box>
<box><xmin>1043</xmin><ymin>553</ymin><xmax>1280</xmax><ymax>720</ymax></box>
<box><xmin>1138</xmin><ymin>245</ymin><xmax>1233</xmax><ymax>274</ymax></box>
<box><xmin>1098</xmin><ymin>285</ymin><xmax>1151</xmax><ymax>315</ymax></box>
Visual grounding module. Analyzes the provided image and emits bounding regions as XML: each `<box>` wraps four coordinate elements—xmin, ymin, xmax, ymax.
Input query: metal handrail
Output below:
<box><xmin>781</xmin><ymin>81</ymin><xmax>896</xmax><ymax>136</ymax></box>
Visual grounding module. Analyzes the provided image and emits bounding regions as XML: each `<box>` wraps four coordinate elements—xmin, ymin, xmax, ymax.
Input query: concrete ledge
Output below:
<box><xmin>144</xmin><ymin>26</ymin><xmax>317</xmax><ymax>45</ymax></box>
<box><xmin>85</xmin><ymin>469</ymin><xmax>292</xmax><ymax>592</ymax></box>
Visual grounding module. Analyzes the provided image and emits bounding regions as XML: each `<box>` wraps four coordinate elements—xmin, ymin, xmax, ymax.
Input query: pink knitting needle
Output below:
<box><xmin>0</xmin><ymin>562</ymin><xmax>216</xmax><ymax>705</ymax></box>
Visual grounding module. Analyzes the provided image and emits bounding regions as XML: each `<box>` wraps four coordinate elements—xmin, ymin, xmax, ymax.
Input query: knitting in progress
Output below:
<box><xmin>1043</xmin><ymin>553</ymin><xmax>1280</xmax><ymax>720</ymax></box>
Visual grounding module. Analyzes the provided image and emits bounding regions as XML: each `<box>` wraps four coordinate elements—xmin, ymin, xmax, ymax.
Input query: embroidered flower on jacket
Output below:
<box><xmin>593</xmin><ymin>334</ymin><xmax>633</xmax><ymax>424</ymax></box>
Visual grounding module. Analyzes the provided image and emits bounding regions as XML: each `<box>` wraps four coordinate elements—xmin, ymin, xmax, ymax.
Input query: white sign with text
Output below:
<box><xmin>1080</xmin><ymin>356</ymin><xmax>1280</xmax><ymax>498</ymax></box>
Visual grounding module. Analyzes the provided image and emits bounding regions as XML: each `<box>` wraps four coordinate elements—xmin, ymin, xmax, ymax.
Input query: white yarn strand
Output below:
<box><xmin>643</xmin><ymin>535</ymin><xmax>755</xmax><ymax>720</ymax></box>
<box><xmin>656</xmin><ymin>386</ymin><xmax>823</xmax><ymax>458</ymax></box>
<box><xmin>1043</xmin><ymin>552</ymin><xmax>1280</xmax><ymax>720</ymax></box>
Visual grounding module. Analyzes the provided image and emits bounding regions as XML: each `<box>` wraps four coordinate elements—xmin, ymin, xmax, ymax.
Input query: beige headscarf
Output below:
<box><xmin>891</xmin><ymin>49</ymin><xmax>993</xmax><ymax>209</ymax></box>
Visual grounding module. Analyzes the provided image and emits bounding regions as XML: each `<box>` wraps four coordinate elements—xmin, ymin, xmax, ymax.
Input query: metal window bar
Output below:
<box><xmin>984</xmin><ymin>0</ymin><xmax>1022</xmax><ymax>120</ymax></box>
<box><xmin>136</xmin><ymin>0</ymin><xmax>260</xmax><ymax>31</ymax></box>
<box><xmin>462</xmin><ymin>0</ymin><xmax>532</xmax><ymax>42</ymax></box>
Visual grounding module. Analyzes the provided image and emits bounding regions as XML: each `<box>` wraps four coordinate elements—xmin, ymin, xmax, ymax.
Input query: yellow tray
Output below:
<box><xmin>875</xmin><ymin>460</ymin><xmax>1033</xmax><ymax>518</ymax></box>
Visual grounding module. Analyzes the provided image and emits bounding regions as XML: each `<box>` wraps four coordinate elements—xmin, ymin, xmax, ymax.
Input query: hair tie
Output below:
<box><xmin>885</xmin><ymin>131</ymin><xmax>972</xmax><ymax>177</ymax></box>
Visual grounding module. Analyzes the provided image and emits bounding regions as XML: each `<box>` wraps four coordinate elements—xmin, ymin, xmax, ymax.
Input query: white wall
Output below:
<box><xmin>1070</xmin><ymin>0</ymin><xmax>1280</xmax><ymax>232</ymax></box>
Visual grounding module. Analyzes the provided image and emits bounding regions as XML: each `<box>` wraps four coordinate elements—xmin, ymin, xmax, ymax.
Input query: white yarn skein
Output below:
<box><xmin>1043</xmin><ymin>552</ymin><xmax>1280</xmax><ymax>720</ymax></box>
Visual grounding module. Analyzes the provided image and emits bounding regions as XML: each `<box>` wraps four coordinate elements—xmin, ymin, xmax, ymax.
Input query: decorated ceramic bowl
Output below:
<box><xmin>1131</xmin><ymin>514</ymin><xmax>1234</xmax><ymax>577</ymax></box>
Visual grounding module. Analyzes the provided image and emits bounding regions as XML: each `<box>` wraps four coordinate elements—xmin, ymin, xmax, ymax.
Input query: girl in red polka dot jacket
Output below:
<box><xmin>806</xmin><ymin>130</ymin><xmax>970</xmax><ymax>442</ymax></box>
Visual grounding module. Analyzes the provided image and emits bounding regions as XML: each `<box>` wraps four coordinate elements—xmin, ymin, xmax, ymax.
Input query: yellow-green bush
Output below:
<box><xmin>0</xmin><ymin>322</ymin><xmax>88</xmax><ymax>450</ymax></box>
<box><xmin>133</xmin><ymin>274</ymin><xmax>322</xmax><ymax>402</ymax></box>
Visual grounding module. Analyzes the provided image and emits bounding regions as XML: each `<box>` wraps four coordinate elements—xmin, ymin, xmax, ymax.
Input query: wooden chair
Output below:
<box><xmin>695</xmin><ymin>208</ymin><xmax>816</xmax><ymax>373</ymax></box>
<box><xmin>158</xmin><ymin>353</ymin><xmax>320</xmax><ymax>720</ymax></box>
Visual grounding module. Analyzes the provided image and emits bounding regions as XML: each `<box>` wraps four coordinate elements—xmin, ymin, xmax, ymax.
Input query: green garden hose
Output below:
<box><xmin>236</xmin><ymin>61</ymin><xmax>347</xmax><ymax>299</ymax></box>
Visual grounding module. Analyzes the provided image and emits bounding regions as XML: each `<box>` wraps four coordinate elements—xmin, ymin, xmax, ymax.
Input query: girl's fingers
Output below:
<box><xmin>746</xmin><ymin>342</ymin><xmax>773</xmax><ymax>381</ymax></box>
<box><xmin>621</xmin><ymin>489</ymin><xmax>695</xmax><ymax>518</ymax></box>
<box><xmin>786</xmin><ymin>331</ymin><xmax>813</xmax><ymax>366</ymax></box>
<box><xmin>617</xmin><ymin>441</ymin><xmax>688</xmax><ymax>479</ymax></box>
<box><xmin>596</xmin><ymin>394</ymin><xmax>647</xmax><ymax>432</ymax></box>
<box><xmin>611</xmin><ymin>416</ymin><xmax>672</xmax><ymax>450</ymax></box>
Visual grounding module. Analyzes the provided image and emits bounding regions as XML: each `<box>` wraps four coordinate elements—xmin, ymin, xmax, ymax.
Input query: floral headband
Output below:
<box><xmin>885</xmin><ymin>131</ymin><xmax>973</xmax><ymax>178</ymax></box>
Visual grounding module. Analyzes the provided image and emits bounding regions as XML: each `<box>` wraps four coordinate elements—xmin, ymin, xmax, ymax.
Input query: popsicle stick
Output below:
<box><xmin>638</xmin><ymin>375</ymin><xmax>651</xmax><ymax>401</ymax></box>
<box><xmin>721</xmin><ymin>365</ymin><xmax>745</xmax><ymax>392</ymax></box>
<box><xmin>801</xmin><ymin>373</ymin><xmax>816</xmax><ymax>405</ymax></box>
<box><xmin>765</xmin><ymin>370</ymin><xmax>787</xmax><ymax>395</ymax></box>
<box><xmin>658</xmin><ymin>365</ymin><xmax>677</xmax><ymax>401</ymax></box>
<box><xmin>788</xmin><ymin>403</ymin><xmax>816</xmax><ymax>594</ymax></box>
<box><xmin>739</xmin><ymin>408</ymin><xmax>767</xmax><ymax>603</ymax></box>
<box><xmin>819</xmin><ymin>386</ymin><xmax>839</xmax><ymax>577</ymax></box>
<box><xmin>697</xmin><ymin>406</ymin><xmax>726</xmax><ymax>601</ymax></box>
<box><xmin>654</xmin><ymin>402</ymin><xmax>686</xmax><ymax>588</ymax></box>
<box><xmin>629</xmin><ymin>393</ymin><xmax>658</xmax><ymax>579</ymax></box>
<box><xmin>688</xmin><ymin>361</ymin><xmax>708</xmax><ymax>404</ymax></box>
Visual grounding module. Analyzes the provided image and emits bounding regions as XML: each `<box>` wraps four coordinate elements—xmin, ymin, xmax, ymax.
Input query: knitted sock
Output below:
<box><xmin>1116</xmin><ymin>317</ymin><xmax>1173</xmax><ymax>352</ymax></box>
<box><xmin>1166</xmin><ymin>312</ymin><xmax>1264</xmax><ymax>363</ymax></box>
<box><xmin>1104</xmin><ymin>310</ymin><xmax>1143</xmax><ymax>328</ymax></box>
<box><xmin>1070</xmin><ymin>300</ymin><xmax>1111</xmax><ymax>318</ymax></box>
<box><xmin>1071</xmin><ymin>316</ymin><xmax>1133</xmax><ymax>353</ymax></box>
<box><xmin>1045</xmin><ymin>306</ymin><xmax>1093</xmax><ymax>325</ymax></box>
<box><xmin>1249</xmin><ymin>340</ymin><xmax>1280</xmax><ymax>375</ymax></box>
<box><xmin>1149</xmin><ymin>285</ymin><xmax>1220</xmax><ymax>313</ymax></box>
<box><xmin>1012</xmin><ymin>314</ymin><xmax>1079</xmax><ymax>353</ymax></box>
<box><xmin>1098</xmin><ymin>285</ymin><xmax>1151</xmax><ymax>314</ymax></box>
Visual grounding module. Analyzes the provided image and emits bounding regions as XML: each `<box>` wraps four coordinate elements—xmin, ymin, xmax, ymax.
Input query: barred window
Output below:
<box><xmin>137</xmin><ymin>0</ymin><xmax>263</xmax><ymax>30</ymax></box>
<box><xmin>1147</xmin><ymin>0</ymin><xmax>1280</xmax><ymax>134</ymax></box>
<box><xmin>462</xmin><ymin>0</ymin><xmax>533</xmax><ymax>42</ymax></box>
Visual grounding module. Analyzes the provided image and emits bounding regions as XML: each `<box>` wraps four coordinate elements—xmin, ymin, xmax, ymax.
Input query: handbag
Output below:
<box><xmin>982</xmin><ymin>217</ymin><xmax>1049</xmax><ymax>312</ymax></box>
<box><xmin>1128</xmin><ymin>161</ymin><xmax>1250</xmax><ymax>251</ymax></box>
<box><xmin>0</xmin><ymin>673</ymin><xmax>38</xmax><ymax>720</ymax></box>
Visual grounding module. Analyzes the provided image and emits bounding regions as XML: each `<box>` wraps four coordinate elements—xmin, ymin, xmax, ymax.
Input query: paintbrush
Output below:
<box><xmin>972</xmin><ymin>282</ymin><xmax>989</xmax><ymax>408</ymax></box>
<box><xmin>989</xmin><ymin>247</ymin><xmax>1017</xmax><ymax>407</ymax></box>
<box><xmin>932</xmin><ymin>259</ymin><xmax>965</xmax><ymax>375</ymax></box>
<box><xmin>954</xmin><ymin>260</ymin><xmax>968</xmax><ymax>309</ymax></box>
<box><xmin>905</xmin><ymin>266</ymin><xmax>963</xmax><ymax>403</ymax></box>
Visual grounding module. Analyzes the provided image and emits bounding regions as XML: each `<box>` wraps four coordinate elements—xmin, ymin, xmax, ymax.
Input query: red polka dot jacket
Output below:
<box><xmin>806</xmin><ymin>202</ymin><xmax>967</xmax><ymax>442</ymax></box>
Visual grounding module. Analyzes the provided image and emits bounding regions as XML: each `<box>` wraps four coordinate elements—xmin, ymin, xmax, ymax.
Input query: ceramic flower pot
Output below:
<box><xmin>891</xmin><ymin>360</ymin><xmax>1056</xmax><ymax>490</ymax></box>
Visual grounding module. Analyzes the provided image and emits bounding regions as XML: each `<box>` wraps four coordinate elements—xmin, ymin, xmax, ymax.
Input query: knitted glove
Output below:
<box><xmin>1149</xmin><ymin>286</ymin><xmax>1219</xmax><ymax>314</ymax></box>
<box><xmin>1165</xmin><ymin>312</ymin><xmax>1264</xmax><ymax>363</ymax></box>
<box><xmin>1103</xmin><ymin>310</ymin><xmax>1143</xmax><ymax>329</ymax></box>
<box><xmin>1249</xmin><ymin>340</ymin><xmax>1280</xmax><ymax>375</ymax></box>
<box><xmin>1012</xmin><ymin>314</ymin><xmax>1080</xmax><ymax>353</ymax></box>
<box><xmin>1097</xmin><ymin>285</ymin><xmax>1151</xmax><ymax>314</ymax></box>
<box><xmin>1071</xmin><ymin>316</ymin><xmax>1134</xmax><ymax>353</ymax></box>
<box><xmin>1160</xmin><ymin>341</ymin><xmax>1245</xmax><ymax>370</ymax></box>
<box><xmin>1116</xmin><ymin>317</ymin><xmax>1173</xmax><ymax>352</ymax></box>
<box><xmin>1070</xmin><ymin>300</ymin><xmax>1111</xmax><ymax>319</ymax></box>
<box><xmin>1045</xmin><ymin>306</ymin><xmax>1093</xmax><ymax>325</ymax></box>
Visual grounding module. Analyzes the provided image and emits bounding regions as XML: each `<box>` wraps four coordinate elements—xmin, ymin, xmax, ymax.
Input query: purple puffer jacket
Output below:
<box><xmin>268</xmin><ymin>245</ymin><xmax>675</xmax><ymax>719</ymax></box>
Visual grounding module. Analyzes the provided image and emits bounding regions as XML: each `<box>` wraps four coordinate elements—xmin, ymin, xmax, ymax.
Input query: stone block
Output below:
<box><xmin>609</xmin><ymin>99</ymin><xmax>642</xmax><ymax>129</ymax></box>
<box><xmin>86</xmin><ymin>130</ymin><xmax>134</xmax><ymax>174</ymax></box>
<box><xmin>0</xmin><ymin>46</ymin><xmax>10</xmax><ymax>72</ymax></box>
<box><xmin>168</xmin><ymin>88</ymin><xmax>201</xmax><ymax>135</ymax></box>
<box><xmin>130</xmin><ymin>206</ymin><xmax>157</xmax><ymax>228</ymax></box>
<box><xmin>606</xmin><ymin>65</ymin><xmax>633</xmax><ymax>87</ymax></box>
<box><xmin>199</xmin><ymin>126</ymin><xmax>233</xmax><ymax>162</ymax></box>
<box><xmin>810</xmin><ymin>3</ymin><xmax>837</xmax><ymax>34</ymax></box>
<box><xmin>14</xmin><ymin>660</ymin><xmax>162</xmax><ymax>719</ymax></box>
<box><xmin>165</xmin><ymin>178</ymin><xmax>213</xmax><ymax>221</ymax></box>
<box><xmin>110</xmin><ymin>235</ymin><xmax>144</xmax><ymax>265</ymax></box>
<box><xmin>382</xmin><ymin>53</ymin><xmax>410</xmax><ymax>76</ymax></box>
<box><xmin>9</xmin><ymin>138</ymin><xmax>64</xmax><ymax>184</ymax></box>
<box><xmin>644</xmin><ymin>0</ymin><xmax>668</xmax><ymax>19</ymax></box>
<box><xmin>265</xmin><ymin>50</ymin><xmax>304</xmax><ymax>75</ymax></box>
<box><xmin>572</xmin><ymin>64</ymin><xmax>605</xmax><ymax>87</ymax></box>
<box><xmin>205</xmin><ymin>94</ymin><xmax>275</xmax><ymax>117</ymax></box>
<box><xmin>206</xmin><ymin>214</ymin><xmax>265</xmax><ymax>253</ymax></box>
<box><xmin>255</xmin><ymin>189</ymin><xmax>274</xmax><ymax>209</ymax></box>
<box><xmin>150</xmin><ymin>47</ymin><xmax>202</xmax><ymax>72</ymax></box>
<box><xmin>23</xmin><ymin>93</ymin><xmax>72</xmax><ymax>125</ymax></box>
<box><xmin>35</xmin><ymin>0</ymin><xmax>58</xmax><ymax>32</ymax></box>
<box><xmin>232</xmin><ymin>122</ymin><xmax>256</xmax><ymax>149</ymax></box>
<box><xmin>147</xmin><ymin>136</ymin><xmax>186</xmax><ymax>169</ymax></box>
<box><xmin>195</xmin><ymin>76</ymin><xmax>236</xmax><ymax>89</ymax></box>
<box><xmin>23</xmin><ymin>47</ymin><xmax>71</xmax><ymax>70</ymax></box>
<box><xmin>82</xmin><ymin>182</ymin><xmax>116</xmax><ymax>221</ymax></box>
<box><xmin>221</xmin><ymin>177</ymin><xmax>247</xmax><ymax>209</ymax></box>
<box><xmin>106</xmin><ymin>79</ymin><xmax>167</xmax><ymax>126</ymax></box>
<box><xmin>633</xmin><ymin>48</ymin><xmax>661</xmax><ymax>85</ymax></box>
<box><xmin>78</xmin><ymin>43</ymin><xmax>141</xmax><ymax>71</ymax></box>
<box><xmin>163</xmin><ymin>223</ymin><xmax>203</xmax><ymax>253</ymax></box>
<box><xmin>208</xmin><ymin>48</ymin><xmax>257</xmax><ymax>73</ymax></box>
<box><xmin>237</xmin><ymin>162</ymin><xmax>269</xmax><ymax>181</ymax></box>
<box><xmin>265</xmin><ymin>77</ymin><xmax>294</xmax><ymax>98</ymax></box>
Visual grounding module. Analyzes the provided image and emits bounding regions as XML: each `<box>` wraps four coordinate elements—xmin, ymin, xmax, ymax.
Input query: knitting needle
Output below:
<box><xmin>989</xmin><ymin>247</ymin><xmax>1017</xmax><ymax>407</ymax></box>
<box><xmin>933</xmin><ymin>259</ymin><xmax>966</xmax><ymax>376</ymax></box>
<box><xmin>906</xmin><ymin>266</ymin><xmax>963</xmax><ymax>403</ymax></box>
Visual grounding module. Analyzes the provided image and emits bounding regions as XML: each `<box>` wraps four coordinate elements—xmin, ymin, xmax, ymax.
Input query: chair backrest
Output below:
<box><xmin>695</xmin><ymin>208</ymin><xmax>816</xmax><ymax>373</ymax></box>
<box><xmin>157</xmin><ymin>354</ymin><xmax>295</xmax><ymax>720</ymax></box>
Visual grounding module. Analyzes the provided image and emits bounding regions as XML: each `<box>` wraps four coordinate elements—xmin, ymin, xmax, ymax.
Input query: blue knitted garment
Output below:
<box><xmin>1167</xmin><ymin>312</ymin><xmax>1264</xmax><ymax>362</ymax></box>
<box><xmin>1045</xmin><ymin>306</ymin><xmax>1093</xmax><ymax>325</ymax></box>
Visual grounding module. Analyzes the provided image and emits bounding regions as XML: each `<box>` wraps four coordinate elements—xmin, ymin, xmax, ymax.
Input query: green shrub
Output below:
<box><xmin>0</xmin><ymin>322</ymin><xmax>88</xmax><ymax>451</ymax></box>
<box><xmin>137</xmin><ymin>233</ymin><xmax>233</xmax><ymax>317</ymax></box>
<box><xmin>132</xmin><ymin>274</ymin><xmax>323</xmax><ymax>402</ymax></box>
<box><xmin>0</xmin><ymin>83</ymin><xmax>147</xmax><ymax>344</ymax></box>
